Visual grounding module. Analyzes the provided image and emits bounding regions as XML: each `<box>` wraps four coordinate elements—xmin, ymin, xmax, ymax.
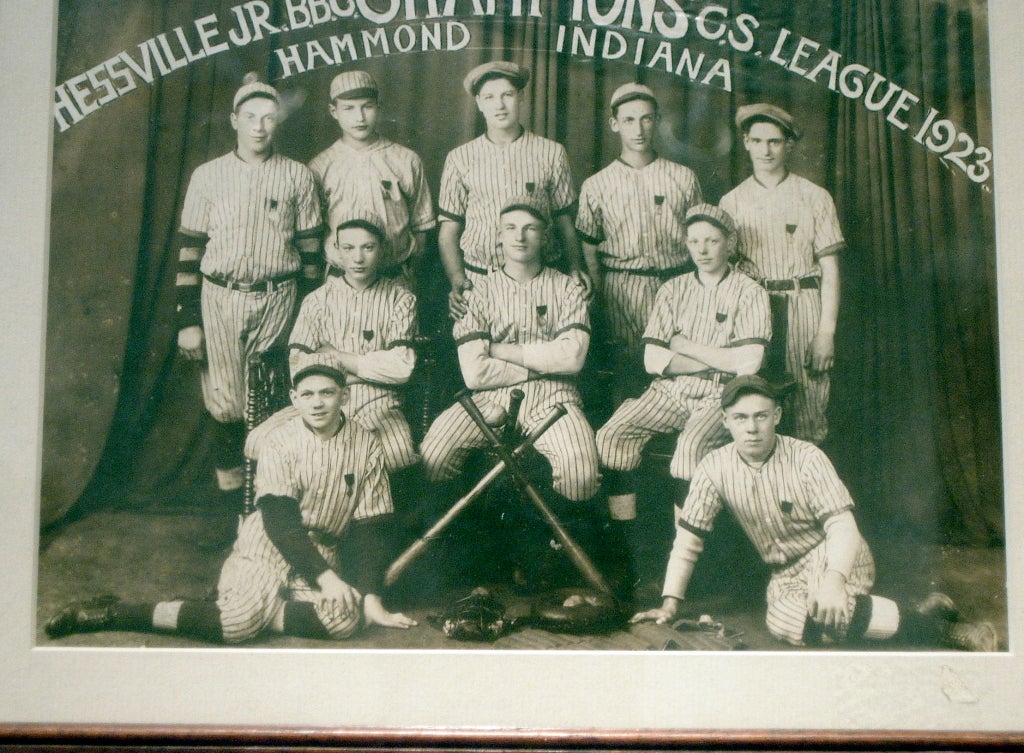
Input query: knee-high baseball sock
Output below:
<box><xmin>281</xmin><ymin>601</ymin><xmax>331</xmax><ymax>639</ymax></box>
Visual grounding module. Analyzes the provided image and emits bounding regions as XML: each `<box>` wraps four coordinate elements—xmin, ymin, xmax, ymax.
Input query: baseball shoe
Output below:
<box><xmin>915</xmin><ymin>591</ymin><xmax>959</xmax><ymax>623</ymax></box>
<box><xmin>943</xmin><ymin>620</ymin><xmax>999</xmax><ymax>652</ymax></box>
<box><xmin>45</xmin><ymin>595</ymin><xmax>121</xmax><ymax>639</ymax></box>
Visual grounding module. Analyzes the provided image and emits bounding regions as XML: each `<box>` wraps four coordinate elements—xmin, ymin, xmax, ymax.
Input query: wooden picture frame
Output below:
<box><xmin>2</xmin><ymin>0</ymin><xmax>1022</xmax><ymax>747</ymax></box>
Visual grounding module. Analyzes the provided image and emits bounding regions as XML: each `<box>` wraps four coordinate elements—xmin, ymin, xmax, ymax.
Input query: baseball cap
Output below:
<box><xmin>334</xmin><ymin>209</ymin><xmax>388</xmax><ymax>246</ymax></box>
<box><xmin>735</xmin><ymin>102</ymin><xmax>801</xmax><ymax>140</ymax></box>
<box><xmin>292</xmin><ymin>362</ymin><xmax>348</xmax><ymax>391</ymax></box>
<box><xmin>610</xmin><ymin>82</ymin><xmax>657</xmax><ymax>111</ymax></box>
<box><xmin>685</xmin><ymin>203</ymin><xmax>736</xmax><ymax>237</ymax></box>
<box><xmin>463</xmin><ymin>61</ymin><xmax>530</xmax><ymax>96</ymax></box>
<box><xmin>500</xmin><ymin>193</ymin><xmax>549</xmax><ymax>225</ymax></box>
<box><xmin>233</xmin><ymin>72</ymin><xmax>280</xmax><ymax>110</ymax></box>
<box><xmin>720</xmin><ymin>374</ymin><xmax>778</xmax><ymax>409</ymax></box>
<box><xmin>330</xmin><ymin>70</ymin><xmax>379</xmax><ymax>101</ymax></box>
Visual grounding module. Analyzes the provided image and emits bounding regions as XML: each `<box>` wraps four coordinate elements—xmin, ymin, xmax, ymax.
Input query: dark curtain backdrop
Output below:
<box><xmin>44</xmin><ymin>0</ymin><xmax>1000</xmax><ymax>545</ymax></box>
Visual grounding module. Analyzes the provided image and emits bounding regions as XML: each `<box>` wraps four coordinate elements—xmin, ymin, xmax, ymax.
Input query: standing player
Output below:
<box><xmin>175</xmin><ymin>74</ymin><xmax>323</xmax><ymax>545</ymax></box>
<box><xmin>45</xmin><ymin>362</ymin><xmax>417</xmax><ymax>643</ymax></box>
<box><xmin>631</xmin><ymin>375</ymin><xmax>998</xmax><ymax>651</ymax></box>
<box><xmin>438</xmin><ymin>61</ymin><xmax>589</xmax><ymax>319</ymax></box>
<box><xmin>247</xmin><ymin>210</ymin><xmax>419</xmax><ymax>476</ymax></box>
<box><xmin>420</xmin><ymin>195</ymin><xmax>601</xmax><ymax>582</ymax></box>
<box><xmin>308</xmin><ymin>70</ymin><xmax>435</xmax><ymax>288</ymax></box>
<box><xmin>576</xmin><ymin>83</ymin><xmax>703</xmax><ymax>388</ymax></box>
<box><xmin>719</xmin><ymin>103</ymin><xmax>842</xmax><ymax>444</ymax></box>
<box><xmin>595</xmin><ymin>205</ymin><xmax>770</xmax><ymax>592</ymax></box>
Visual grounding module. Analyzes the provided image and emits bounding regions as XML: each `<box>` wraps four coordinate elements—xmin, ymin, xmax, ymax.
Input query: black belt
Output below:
<box><xmin>464</xmin><ymin>261</ymin><xmax>490</xmax><ymax>276</ymax></box>
<box><xmin>762</xmin><ymin>277</ymin><xmax>819</xmax><ymax>291</ymax></box>
<box><xmin>204</xmin><ymin>272</ymin><xmax>297</xmax><ymax>293</ymax></box>
<box><xmin>606</xmin><ymin>265</ymin><xmax>690</xmax><ymax>281</ymax></box>
<box><xmin>690</xmin><ymin>369</ymin><xmax>735</xmax><ymax>384</ymax></box>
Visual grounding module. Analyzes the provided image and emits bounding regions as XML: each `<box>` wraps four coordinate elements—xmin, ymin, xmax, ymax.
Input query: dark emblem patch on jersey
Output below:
<box><xmin>363</xmin><ymin>329</ymin><xmax>374</xmax><ymax>341</ymax></box>
<box><xmin>381</xmin><ymin>180</ymin><xmax>392</xmax><ymax>191</ymax></box>
<box><xmin>716</xmin><ymin>312</ymin><xmax>727</xmax><ymax>323</ymax></box>
<box><xmin>780</xmin><ymin>501</ymin><xmax>793</xmax><ymax>514</ymax></box>
<box><xmin>525</xmin><ymin>181</ymin><xmax>536</xmax><ymax>193</ymax></box>
<box><xmin>344</xmin><ymin>473</ymin><xmax>355</xmax><ymax>489</ymax></box>
<box><xmin>267</xmin><ymin>198</ymin><xmax>279</xmax><ymax>210</ymax></box>
<box><xmin>654</xmin><ymin>195</ymin><xmax>665</xmax><ymax>206</ymax></box>
<box><xmin>536</xmin><ymin>305</ymin><xmax>548</xmax><ymax>322</ymax></box>
<box><xmin>786</xmin><ymin>223</ymin><xmax>797</xmax><ymax>234</ymax></box>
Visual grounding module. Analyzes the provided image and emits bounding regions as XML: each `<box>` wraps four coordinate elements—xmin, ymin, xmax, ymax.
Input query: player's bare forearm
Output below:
<box><xmin>438</xmin><ymin>220</ymin><xmax>468</xmax><ymax>288</ymax></box>
<box><xmin>808</xmin><ymin>254</ymin><xmax>840</xmax><ymax>373</ymax></box>
<box><xmin>581</xmin><ymin>240</ymin><xmax>603</xmax><ymax>294</ymax></box>
<box><xmin>671</xmin><ymin>337</ymin><xmax>765</xmax><ymax>375</ymax></box>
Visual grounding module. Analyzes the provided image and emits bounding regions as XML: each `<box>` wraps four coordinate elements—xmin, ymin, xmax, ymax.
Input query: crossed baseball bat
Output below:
<box><xmin>385</xmin><ymin>388</ymin><xmax>612</xmax><ymax>596</ymax></box>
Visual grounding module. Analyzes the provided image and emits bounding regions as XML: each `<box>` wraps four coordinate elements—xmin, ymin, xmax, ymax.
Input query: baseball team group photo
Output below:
<box><xmin>36</xmin><ymin>0</ymin><xmax>1006</xmax><ymax>654</ymax></box>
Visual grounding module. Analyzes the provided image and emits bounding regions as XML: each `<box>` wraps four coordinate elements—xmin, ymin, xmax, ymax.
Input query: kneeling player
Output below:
<box><xmin>46</xmin><ymin>363</ymin><xmax>416</xmax><ymax>644</ymax></box>
<box><xmin>631</xmin><ymin>375</ymin><xmax>998</xmax><ymax>651</ymax></box>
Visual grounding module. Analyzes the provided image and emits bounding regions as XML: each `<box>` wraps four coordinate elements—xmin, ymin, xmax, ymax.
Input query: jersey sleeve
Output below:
<box><xmin>407</xmin><ymin>152</ymin><xmax>437</xmax><ymax>232</ymax></box>
<box><xmin>288</xmin><ymin>294</ymin><xmax>324</xmax><ymax>351</ymax></box>
<box><xmin>254</xmin><ymin>432</ymin><xmax>301</xmax><ymax>500</ymax></box>
<box><xmin>800</xmin><ymin>445</ymin><xmax>856</xmax><ymax>521</ymax></box>
<box><xmin>179</xmin><ymin>165</ymin><xmax>211</xmax><ymax>236</ymax></box>
<box><xmin>351</xmin><ymin>434</ymin><xmax>394</xmax><ymax>520</ymax></box>
<box><xmin>676</xmin><ymin>457</ymin><xmax>724</xmax><ymax>536</ymax></box>
<box><xmin>811</xmin><ymin>187</ymin><xmax>845</xmax><ymax>258</ymax></box>
<box><xmin>549</xmin><ymin>143</ymin><xmax>577</xmax><ymax>216</ymax></box>
<box><xmin>293</xmin><ymin>165</ymin><xmax>324</xmax><ymax>239</ymax></box>
<box><xmin>520</xmin><ymin>278</ymin><xmax>590</xmax><ymax>374</ymax></box>
<box><xmin>437</xmin><ymin>148</ymin><xmax>468</xmax><ymax>223</ymax></box>
<box><xmin>455</xmin><ymin>284</ymin><xmax>530</xmax><ymax>389</ymax></box>
<box><xmin>729</xmin><ymin>281</ymin><xmax>772</xmax><ymax>347</ymax></box>
<box><xmin>641</xmin><ymin>281</ymin><xmax>679</xmax><ymax>345</ymax></box>
<box><xmin>574</xmin><ymin>178</ymin><xmax>604</xmax><ymax>245</ymax></box>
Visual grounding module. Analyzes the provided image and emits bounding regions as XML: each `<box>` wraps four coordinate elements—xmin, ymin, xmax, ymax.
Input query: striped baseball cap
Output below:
<box><xmin>720</xmin><ymin>374</ymin><xmax>778</xmax><ymax>409</ymax></box>
<box><xmin>330</xmin><ymin>70</ymin><xmax>379</xmax><ymax>101</ymax></box>
<box><xmin>610</xmin><ymin>82</ymin><xmax>657</xmax><ymax>111</ymax></box>
<box><xmin>501</xmin><ymin>193</ymin><xmax>549</xmax><ymax>225</ymax></box>
<box><xmin>233</xmin><ymin>72</ymin><xmax>280</xmax><ymax>110</ymax></box>
<box><xmin>685</xmin><ymin>203</ymin><xmax>736</xmax><ymax>236</ymax></box>
<box><xmin>290</xmin><ymin>351</ymin><xmax>347</xmax><ymax>388</ymax></box>
<box><xmin>463</xmin><ymin>61</ymin><xmax>530</xmax><ymax>95</ymax></box>
<box><xmin>334</xmin><ymin>209</ymin><xmax>388</xmax><ymax>246</ymax></box>
<box><xmin>735</xmin><ymin>103</ymin><xmax>801</xmax><ymax>140</ymax></box>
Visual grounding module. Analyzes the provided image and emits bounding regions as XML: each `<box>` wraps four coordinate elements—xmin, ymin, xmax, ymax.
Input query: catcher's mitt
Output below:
<box><xmin>522</xmin><ymin>588</ymin><xmax>625</xmax><ymax>635</ymax></box>
<box><xmin>428</xmin><ymin>587</ymin><xmax>515</xmax><ymax>642</ymax></box>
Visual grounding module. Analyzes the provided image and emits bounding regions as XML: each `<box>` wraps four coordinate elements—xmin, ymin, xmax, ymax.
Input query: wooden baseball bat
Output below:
<box><xmin>454</xmin><ymin>390</ymin><xmax>613</xmax><ymax>596</ymax></box>
<box><xmin>384</xmin><ymin>402</ymin><xmax>568</xmax><ymax>586</ymax></box>
<box><xmin>503</xmin><ymin>388</ymin><xmax>526</xmax><ymax>444</ymax></box>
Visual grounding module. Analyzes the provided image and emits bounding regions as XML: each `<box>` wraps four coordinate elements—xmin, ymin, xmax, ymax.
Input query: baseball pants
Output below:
<box><xmin>774</xmin><ymin>289</ymin><xmax>829</xmax><ymax>444</ymax></box>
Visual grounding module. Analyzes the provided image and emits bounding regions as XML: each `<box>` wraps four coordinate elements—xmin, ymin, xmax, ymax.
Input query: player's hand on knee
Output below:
<box><xmin>177</xmin><ymin>326</ymin><xmax>206</xmax><ymax>361</ymax></box>
<box><xmin>807</xmin><ymin>572</ymin><xmax>849</xmax><ymax>631</ymax></box>
<box><xmin>363</xmin><ymin>594</ymin><xmax>418</xmax><ymax>629</ymax></box>
<box><xmin>317</xmin><ymin>570</ymin><xmax>363</xmax><ymax>618</ymax></box>
<box><xmin>448</xmin><ymin>278</ymin><xmax>473</xmax><ymax>320</ymax></box>
<box><xmin>805</xmin><ymin>333</ymin><xmax>835</xmax><ymax>374</ymax></box>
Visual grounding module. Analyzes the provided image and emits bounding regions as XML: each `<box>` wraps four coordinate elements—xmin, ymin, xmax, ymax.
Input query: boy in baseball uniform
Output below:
<box><xmin>631</xmin><ymin>375</ymin><xmax>998</xmax><ymax>651</ymax></box>
<box><xmin>421</xmin><ymin>194</ymin><xmax>601</xmax><ymax>586</ymax></box>
<box><xmin>175</xmin><ymin>74</ymin><xmax>323</xmax><ymax>548</ymax></box>
<box><xmin>719</xmin><ymin>103</ymin><xmax>842</xmax><ymax>444</ymax></box>
<box><xmin>438</xmin><ymin>61</ymin><xmax>589</xmax><ymax>319</ymax></box>
<box><xmin>45</xmin><ymin>363</ymin><xmax>417</xmax><ymax>643</ymax></box>
<box><xmin>595</xmin><ymin>204</ymin><xmax>770</xmax><ymax>594</ymax></box>
<box><xmin>576</xmin><ymin>83</ymin><xmax>703</xmax><ymax>395</ymax></box>
<box><xmin>308</xmin><ymin>70</ymin><xmax>435</xmax><ymax>289</ymax></box>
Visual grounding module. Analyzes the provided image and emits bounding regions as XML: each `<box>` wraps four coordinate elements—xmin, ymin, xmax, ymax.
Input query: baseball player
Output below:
<box><xmin>594</xmin><ymin>204</ymin><xmax>770</xmax><ymax>593</ymax></box>
<box><xmin>246</xmin><ymin>210</ymin><xmax>419</xmax><ymax>475</ymax></box>
<box><xmin>719</xmin><ymin>103</ymin><xmax>843</xmax><ymax>444</ymax></box>
<box><xmin>438</xmin><ymin>61</ymin><xmax>589</xmax><ymax>319</ymax></box>
<box><xmin>631</xmin><ymin>374</ymin><xmax>998</xmax><ymax>651</ymax></box>
<box><xmin>175</xmin><ymin>74</ymin><xmax>323</xmax><ymax>547</ymax></box>
<box><xmin>308</xmin><ymin>70</ymin><xmax>435</xmax><ymax>288</ymax></box>
<box><xmin>420</xmin><ymin>194</ymin><xmax>601</xmax><ymax>583</ymax></box>
<box><xmin>45</xmin><ymin>363</ymin><xmax>417</xmax><ymax>643</ymax></box>
<box><xmin>576</xmin><ymin>83</ymin><xmax>703</xmax><ymax>385</ymax></box>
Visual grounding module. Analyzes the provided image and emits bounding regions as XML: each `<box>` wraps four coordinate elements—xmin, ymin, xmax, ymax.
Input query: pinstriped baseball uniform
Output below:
<box><xmin>180</xmin><ymin>151</ymin><xmax>322</xmax><ymax>423</ymax></box>
<box><xmin>719</xmin><ymin>173</ymin><xmax>844</xmax><ymax>444</ymax></box>
<box><xmin>420</xmin><ymin>266</ymin><xmax>600</xmax><ymax>501</ymax></box>
<box><xmin>308</xmin><ymin>138</ymin><xmax>435</xmax><ymax>270</ymax></box>
<box><xmin>438</xmin><ymin>131</ymin><xmax>577</xmax><ymax>271</ymax></box>
<box><xmin>246</xmin><ymin>274</ymin><xmax>418</xmax><ymax>471</ymax></box>
<box><xmin>576</xmin><ymin>157</ymin><xmax>703</xmax><ymax>348</ymax></box>
<box><xmin>218</xmin><ymin>412</ymin><xmax>391</xmax><ymax>642</ymax></box>
<box><xmin>668</xmin><ymin>435</ymin><xmax>875</xmax><ymax>645</ymax></box>
<box><xmin>596</xmin><ymin>268</ymin><xmax>771</xmax><ymax>480</ymax></box>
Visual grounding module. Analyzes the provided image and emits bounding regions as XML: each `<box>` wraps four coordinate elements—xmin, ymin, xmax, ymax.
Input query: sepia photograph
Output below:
<box><xmin>2</xmin><ymin>0</ymin><xmax>1023</xmax><ymax>744</ymax></box>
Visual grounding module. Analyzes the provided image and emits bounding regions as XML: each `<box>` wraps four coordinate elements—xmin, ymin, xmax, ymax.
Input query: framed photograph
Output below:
<box><xmin>2</xmin><ymin>0</ymin><xmax>1022</xmax><ymax>747</ymax></box>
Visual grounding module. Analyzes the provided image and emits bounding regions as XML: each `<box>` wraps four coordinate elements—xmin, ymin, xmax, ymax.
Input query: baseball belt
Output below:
<box><xmin>762</xmin><ymin>276</ymin><xmax>820</xmax><ymax>292</ymax></box>
<box><xmin>463</xmin><ymin>261</ymin><xmax>490</xmax><ymax>276</ymax></box>
<box><xmin>203</xmin><ymin>271</ymin><xmax>297</xmax><ymax>293</ymax></box>
<box><xmin>605</xmin><ymin>265</ymin><xmax>690</xmax><ymax>282</ymax></box>
<box><xmin>689</xmin><ymin>369</ymin><xmax>735</xmax><ymax>384</ymax></box>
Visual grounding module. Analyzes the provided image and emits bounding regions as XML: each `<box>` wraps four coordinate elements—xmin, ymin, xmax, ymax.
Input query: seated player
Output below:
<box><xmin>45</xmin><ymin>362</ymin><xmax>416</xmax><ymax>644</ymax></box>
<box><xmin>595</xmin><ymin>205</ymin><xmax>771</xmax><ymax>590</ymax></box>
<box><xmin>632</xmin><ymin>375</ymin><xmax>998</xmax><ymax>651</ymax></box>
<box><xmin>420</xmin><ymin>194</ymin><xmax>601</xmax><ymax>584</ymax></box>
<box><xmin>248</xmin><ymin>210</ymin><xmax>418</xmax><ymax>475</ymax></box>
